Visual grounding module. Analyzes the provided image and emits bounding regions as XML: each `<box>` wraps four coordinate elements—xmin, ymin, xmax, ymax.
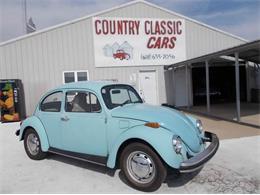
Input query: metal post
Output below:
<box><xmin>185</xmin><ymin>64</ymin><xmax>189</xmax><ymax>108</ymax></box>
<box><xmin>235</xmin><ymin>52</ymin><xmax>241</xmax><ymax>121</ymax></box>
<box><xmin>205</xmin><ymin>60</ymin><xmax>210</xmax><ymax>112</ymax></box>
<box><xmin>172</xmin><ymin>68</ymin><xmax>176</xmax><ymax>105</ymax></box>
<box><xmin>245</xmin><ymin>61</ymin><xmax>250</xmax><ymax>102</ymax></box>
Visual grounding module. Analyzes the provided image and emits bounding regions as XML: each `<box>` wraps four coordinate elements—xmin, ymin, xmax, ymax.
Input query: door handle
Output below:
<box><xmin>61</xmin><ymin>116</ymin><xmax>69</xmax><ymax>121</ymax></box>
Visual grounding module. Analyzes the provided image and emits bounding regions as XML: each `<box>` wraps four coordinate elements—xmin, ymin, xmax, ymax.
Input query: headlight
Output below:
<box><xmin>196</xmin><ymin>119</ymin><xmax>203</xmax><ymax>133</ymax></box>
<box><xmin>172</xmin><ymin>135</ymin><xmax>182</xmax><ymax>154</ymax></box>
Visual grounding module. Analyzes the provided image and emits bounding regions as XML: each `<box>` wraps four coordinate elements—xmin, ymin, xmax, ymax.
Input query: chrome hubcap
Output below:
<box><xmin>126</xmin><ymin>151</ymin><xmax>155</xmax><ymax>184</ymax></box>
<box><xmin>27</xmin><ymin>133</ymin><xmax>39</xmax><ymax>155</ymax></box>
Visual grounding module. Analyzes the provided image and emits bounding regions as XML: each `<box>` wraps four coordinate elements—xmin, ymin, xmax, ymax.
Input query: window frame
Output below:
<box><xmin>62</xmin><ymin>70</ymin><xmax>89</xmax><ymax>84</ymax></box>
<box><xmin>64</xmin><ymin>90</ymin><xmax>102</xmax><ymax>113</ymax></box>
<box><xmin>40</xmin><ymin>91</ymin><xmax>63</xmax><ymax>112</ymax></box>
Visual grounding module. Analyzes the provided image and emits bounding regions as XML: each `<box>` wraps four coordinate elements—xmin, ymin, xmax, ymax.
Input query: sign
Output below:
<box><xmin>92</xmin><ymin>17</ymin><xmax>186</xmax><ymax>67</ymax></box>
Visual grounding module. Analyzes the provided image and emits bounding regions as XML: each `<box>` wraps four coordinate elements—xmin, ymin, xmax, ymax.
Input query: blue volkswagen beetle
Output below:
<box><xmin>16</xmin><ymin>81</ymin><xmax>219</xmax><ymax>191</ymax></box>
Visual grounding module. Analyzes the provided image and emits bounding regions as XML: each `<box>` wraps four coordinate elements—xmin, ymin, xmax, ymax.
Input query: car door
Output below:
<box><xmin>61</xmin><ymin>89</ymin><xmax>107</xmax><ymax>156</ymax></box>
<box><xmin>36</xmin><ymin>91</ymin><xmax>63</xmax><ymax>149</ymax></box>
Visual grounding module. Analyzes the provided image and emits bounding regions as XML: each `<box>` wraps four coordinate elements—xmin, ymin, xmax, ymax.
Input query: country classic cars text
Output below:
<box><xmin>94</xmin><ymin>18</ymin><xmax>184</xmax><ymax>49</ymax></box>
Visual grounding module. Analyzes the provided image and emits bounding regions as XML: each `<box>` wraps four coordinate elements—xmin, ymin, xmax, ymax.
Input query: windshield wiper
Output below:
<box><xmin>121</xmin><ymin>100</ymin><xmax>132</xmax><ymax>106</ymax></box>
<box><xmin>121</xmin><ymin>100</ymin><xmax>142</xmax><ymax>107</ymax></box>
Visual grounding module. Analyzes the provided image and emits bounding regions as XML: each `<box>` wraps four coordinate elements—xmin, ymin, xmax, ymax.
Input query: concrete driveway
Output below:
<box><xmin>0</xmin><ymin>122</ymin><xmax>259</xmax><ymax>193</ymax></box>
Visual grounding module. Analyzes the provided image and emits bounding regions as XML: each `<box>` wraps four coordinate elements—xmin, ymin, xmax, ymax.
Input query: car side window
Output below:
<box><xmin>65</xmin><ymin>91</ymin><xmax>101</xmax><ymax>113</ymax></box>
<box><xmin>41</xmin><ymin>92</ymin><xmax>62</xmax><ymax>112</ymax></box>
<box><xmin>90</xmin><ymin>93</ymin><xmax>102</xmax><ymax>112</ymax></box>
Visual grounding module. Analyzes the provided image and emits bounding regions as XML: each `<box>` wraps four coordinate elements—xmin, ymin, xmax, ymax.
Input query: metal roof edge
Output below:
<box><xmin>166</xmin><ymin>39</ymin><xmax>260</xmax><ymax>69</ymax></box>
<box><xmin>0</xmin><ymin>0</ymin><xmax>248</xmax><ymax>47</ymax></box>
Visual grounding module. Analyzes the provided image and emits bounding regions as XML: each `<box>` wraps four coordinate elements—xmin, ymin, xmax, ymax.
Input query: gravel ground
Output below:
<box><xmin>0</xmin><ymin>122</ymin><xmax>259</xmax><ymax>193</ymax></box>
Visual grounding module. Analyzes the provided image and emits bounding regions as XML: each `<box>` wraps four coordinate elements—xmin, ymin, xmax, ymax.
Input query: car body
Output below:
<box><xmin>113</xmin><ymin>49</ymin><xmax>130</xmax><ymax>60</ymax></box>
<box><xmin>16</xmin><ymin>81</ymin><xmax>219</xmax><ymax>191</ymax></box>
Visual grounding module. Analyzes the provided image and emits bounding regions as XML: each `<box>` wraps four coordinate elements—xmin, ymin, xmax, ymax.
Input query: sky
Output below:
<box><xmin>0</xmin><ymin>0</ymin><xmax>259</xmax><ymax>42</ymax></box>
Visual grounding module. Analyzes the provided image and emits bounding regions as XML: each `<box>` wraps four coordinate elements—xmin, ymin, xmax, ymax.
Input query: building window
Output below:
<box><xmin>63</xmin><ymin>70</ymin><xmax>89</xmax><ymax>84</ymax></box>
<box><xmin>64</xmin><ymin>72</ymin><xmax>75</xmax><ymax>83</ymax></box>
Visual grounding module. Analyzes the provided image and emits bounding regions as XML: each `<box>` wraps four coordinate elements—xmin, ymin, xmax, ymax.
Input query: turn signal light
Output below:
<box><xmin>145</xmin><ymin>122</ymin><xmax>160</xmax><ymax>128</ymax></box>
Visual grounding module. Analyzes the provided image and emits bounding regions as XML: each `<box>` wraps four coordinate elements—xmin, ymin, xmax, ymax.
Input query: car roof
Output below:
<box><xmin>58</xmin><ymin>81</ymin><xmax>115</xmax><ymax>91</ymax></box>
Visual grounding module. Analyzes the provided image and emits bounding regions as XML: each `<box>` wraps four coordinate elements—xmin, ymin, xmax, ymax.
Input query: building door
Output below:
<box><xmin>139</xmin><ymin>71</ymin><xmax>158</xmax><ymax>105</ymax></box>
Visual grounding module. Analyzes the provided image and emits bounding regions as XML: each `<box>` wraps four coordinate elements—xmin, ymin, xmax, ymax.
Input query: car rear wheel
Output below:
<box><xmin>120</xmin><ymin>142</ymin><xmax>167</xmax><ymax>192</ymax></box>
<box><xmin>24</xmin><ymin>128</ymin><xmax>47</xmax><ymax>160</ymax></box>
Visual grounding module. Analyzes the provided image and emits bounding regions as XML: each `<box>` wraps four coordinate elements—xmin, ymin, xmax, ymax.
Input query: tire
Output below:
<box><xmin>24</xmin><ymin>128</ymin><xmax>47</xmax><ymax>160</ymax></box>
<box><xmin>120</xmin><ymin>142</ymin><xmax>167</xmax><ymax>192</ymax></box>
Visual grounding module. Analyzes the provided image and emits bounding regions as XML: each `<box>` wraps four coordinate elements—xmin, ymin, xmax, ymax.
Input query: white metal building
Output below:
<box><xmin>0</xmin><ymin>0</ymin><xmax>247</xmax><ymax>115</ymax></box>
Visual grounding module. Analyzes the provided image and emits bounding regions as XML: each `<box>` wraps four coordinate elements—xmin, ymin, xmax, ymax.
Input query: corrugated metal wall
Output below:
<box><xmin>0</xmin><ymin>1</ymin><xmax>246</xmax><ymax>115</ymax></box>
<box><xmin>185</xmin><ymin>21</ymin><xmax>245</xmax><ymax>58</ymax></box>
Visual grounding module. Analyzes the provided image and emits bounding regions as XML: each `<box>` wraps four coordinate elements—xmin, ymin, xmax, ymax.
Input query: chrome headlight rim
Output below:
<box><xmin>172</xmin><ymin>135</ymin><xmax>182</xmax><ymax>154</ymax></box>
<box><xmin>196</xmin><ymin>119</ymin><xmax>203</xmax><ymax>133</ymax></box>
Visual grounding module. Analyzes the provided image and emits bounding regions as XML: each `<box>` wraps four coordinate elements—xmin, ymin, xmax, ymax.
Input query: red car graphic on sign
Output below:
<box><xmin>113</xmin><ymin>49</ymin><xmax>130</xmax><ymax>60</ymax></box>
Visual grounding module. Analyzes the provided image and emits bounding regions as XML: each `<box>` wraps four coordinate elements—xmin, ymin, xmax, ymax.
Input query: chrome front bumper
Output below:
<box><xmin>179</xmin><ymin>131</ymin><xmax>219</xmax><ymax>173</ymax></box>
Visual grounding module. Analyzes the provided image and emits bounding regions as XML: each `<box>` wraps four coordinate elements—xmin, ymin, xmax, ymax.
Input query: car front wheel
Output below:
<box><xmin>120</xmin><ymin>142</ymin><xmax>167</xmax><ymax>192</ymax></box>
<box><xmin>24</xmin><ymin>128</ymin><xmax>47</xmax><ymax>160</ymax></box>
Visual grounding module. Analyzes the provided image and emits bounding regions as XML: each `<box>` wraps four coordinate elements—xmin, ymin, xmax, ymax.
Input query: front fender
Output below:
<box><xmin>107</xmin><ymin>125</ymin><xmax>184</xmax><ymax>169</ymax></box>
<box><xmin>20</xmin><ymin>116</ymin><xmax>49</xmax><ymax>152</ymax></box>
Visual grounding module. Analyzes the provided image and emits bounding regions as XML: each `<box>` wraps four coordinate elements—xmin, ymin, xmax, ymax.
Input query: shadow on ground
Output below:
<box><xmin>46</xmin><ymin>153</ymin><xmax>116</xmax><ymax>177</ymax></box>
<box><xmin>165</xmin><ymin>168</ymin><xmax>202</xmax><ymax>187</ymax></box>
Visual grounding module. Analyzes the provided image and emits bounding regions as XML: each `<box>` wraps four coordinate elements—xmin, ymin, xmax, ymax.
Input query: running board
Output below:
<box><xmin>48</xmin><ymin>147</ymin><xmax>107</xmax><ymax>167</ymax></box>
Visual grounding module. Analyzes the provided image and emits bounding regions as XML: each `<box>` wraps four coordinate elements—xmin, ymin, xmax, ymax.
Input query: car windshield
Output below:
<box><xmin>101</xmin><ymin>84</ymin><xmax>143</xmax><ymax>109</ymax></box>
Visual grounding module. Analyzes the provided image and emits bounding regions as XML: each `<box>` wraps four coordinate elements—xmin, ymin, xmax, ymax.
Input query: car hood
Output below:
<box><xmin>111</xmin><ymin>103</ymin><xmax>202</xmax><ymax>153</ymax></box>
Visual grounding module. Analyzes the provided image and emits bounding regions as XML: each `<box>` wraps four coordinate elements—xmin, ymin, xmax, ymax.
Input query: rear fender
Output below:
<box><xmin>20</xmin><ymin>116</ymin><xmax>49</xmax><ymax>152</ymax></box>
<box><xmin>107</xmin><ymin>125</ymin><xmax>183</xmax><ymax>169</ymax></box>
